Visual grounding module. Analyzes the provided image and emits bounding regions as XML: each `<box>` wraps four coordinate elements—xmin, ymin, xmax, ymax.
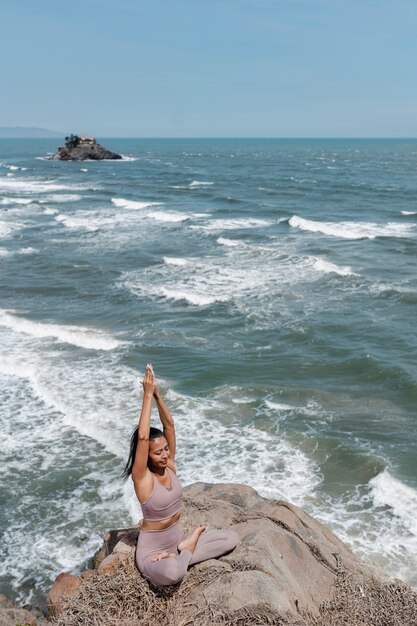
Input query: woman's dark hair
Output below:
<box><xmin>122</xmin><ymin>426</ymin><xmax>165</xmax><ymax>481</ymax></box>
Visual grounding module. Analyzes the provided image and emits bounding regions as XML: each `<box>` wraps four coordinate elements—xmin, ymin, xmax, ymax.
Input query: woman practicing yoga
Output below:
<box><xmin>123</xmin><ymin>364</ymin><xmax>239</xmax><ymax>586</ymax></box>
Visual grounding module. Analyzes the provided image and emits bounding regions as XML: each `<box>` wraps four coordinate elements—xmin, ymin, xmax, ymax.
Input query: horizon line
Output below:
<box><xmin>2</xmin><ymin>135</ymin><xmax>417</xmax><ymax>140</ymax></box>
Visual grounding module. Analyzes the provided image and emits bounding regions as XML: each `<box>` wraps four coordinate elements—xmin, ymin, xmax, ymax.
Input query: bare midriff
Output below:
<box><xmin>141</xmin><ymin>510</ymin><xmax>181</xmax><ymax>531</ymax></box>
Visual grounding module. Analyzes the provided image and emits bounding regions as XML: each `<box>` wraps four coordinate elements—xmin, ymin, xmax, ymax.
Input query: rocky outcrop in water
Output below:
<box><xmin>45</xmin><ymin>482</ymin><xmax>417</xmax><ymax>626</ymax></box>
<box><xmin>52</xmin><ymin>137</ymin><xmax>122</xmax><ymax>161</ymax></box>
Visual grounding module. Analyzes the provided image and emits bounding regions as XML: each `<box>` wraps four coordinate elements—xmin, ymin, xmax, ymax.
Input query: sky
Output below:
<box><xmin>1</xmin><ymin>0</ymin><xmax>417</xmax><ymax>137</ymax></box>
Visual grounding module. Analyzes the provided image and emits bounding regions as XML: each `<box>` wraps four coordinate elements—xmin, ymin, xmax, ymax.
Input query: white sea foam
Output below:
<box><xmin>316</xmin><ymin>469</ymin><xmax>417</xmax><ymax>587</ymax></box>
<box><xmin>0</xmin><ymin>197</ymin><xmax>34</xmax><ymax>205</ymax></box>
<box><xmin>148</xmin><ymin>211</ymin><xmax>189</xmax><ymax>223</ymax></box>
<box><xmin>111</xmin><ymin>197</ymin><xmax>162</xmax><ymax>210</ymax></box>
<box><xmin>189</xmin><ymin>180</ymin><xmax>214</xmax><ymax>188</ymax></box>
<box><xmin>80</xmin><ymin>168</ymin><xmax>88</xmax><ymax>172</ymax></box>
<box><xmin>401</xmin><ymin>210</ymin><xmax>417</xmax><ymax>216</ymax></box>
<box><xmin>121</xmin><ymin>241</ymin><xmax>342</xmax><ymax>317</ymax></box>
<box><xmin>0</xmin><ymin>179</ymin><xmax>80</xmax><ymax>193</ymax></box>
<box><xmin>163</xmin><ymin>257</ymin><xmax>189</xmax><ymax>266</ymax></box>
<box><xmin>43</xmin><ymin>194</ymin><xmax>82</xmax><ymax>203</ymax></box>
<box><xmin>0</xmin><ymin>246</ymin><xmax>39</xmax><ymax>257</ymax></box>
<box><xmin>160</xmin><ymin>287</ymin><xmax>228</xmax><ymax>306</ymax></box>
<box><xmin>165</xmin><ymin>387</ymin><xmax>321</xmax><ymax>503</ymax></box>
<box><xmin>370</xmin><ymin>469</ymin><xmax>417</xmax><ymax>536</ymax></box>
<box><xmin>0</xmin><ymin>220</ymin><xmax>24</xmax><ymax>238</ymax></box>
<box><xmin>289</xmin><ymin>215</ymin><xmax>415</xmax><ymax>240</ymax></box>
<box><xmin>0</xmin><ymin>355</ymin><xmax>37</xmax><ymax>380</ymax></box>
<box><xmin>55</xmin><ymin>213</ymin><xmax>101</xmax><ymax>231</ymax></box>
<box><xmin>217</xmin><ymin>237</ymin><xmax>244</xmax><ymax>247</ymax></box>
<box><xmin>43</xmin><ymin>207</ymin><xmax>59</xmax><ymax>215</ymax></box>
<box><xmin>0</xmin><ymin>310</ymin><xmax>122</xmax><ymax>350</ymax></box>
<box><xmin>191</xmin><ymin>217</ymin><xmax>272</xmax><ymax>231</ymax></box>
<box><xmin>120</xmin><ymin>155</ymin><xmax>138</xmax><ymax>161</ymax></box>
<box><xmin>265</xmin><ymin>399</ymin><xmax>295</xmax><ymax>411</ymax></box>
<box><xmin>19</xmin><ymin>247</ymin><xmax>39</xmax><ymax>255</ymax></box>
<box><xmin>311</xmin><ymin>257</ymin><xmax>356</xmax><ymax>276</ymax></box>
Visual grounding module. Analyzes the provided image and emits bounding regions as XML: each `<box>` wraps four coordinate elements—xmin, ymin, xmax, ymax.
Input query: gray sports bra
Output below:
<box><xmin>140</xmin><ymin>467</ymin><xmax>183</xmax><ymax>521</ymax></box>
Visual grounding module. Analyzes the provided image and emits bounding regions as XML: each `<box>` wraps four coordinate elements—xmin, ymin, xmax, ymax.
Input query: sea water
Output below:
<box><xmin>0</xmin><ymin>138</ymin><xmax>416</xmax><ymax>607</ymax></box>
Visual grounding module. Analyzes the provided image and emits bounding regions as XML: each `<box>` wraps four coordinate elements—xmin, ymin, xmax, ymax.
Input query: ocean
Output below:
<box><xmin>0</xmin><ymin>138</ymin><xmax>416</xmax><ymax>608</ymax></box>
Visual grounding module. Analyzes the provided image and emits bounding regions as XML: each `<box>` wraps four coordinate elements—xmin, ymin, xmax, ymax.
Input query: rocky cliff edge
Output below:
<box><xmin>8</xmin><ymin>483</ymin><xmax>417</xmax><ymax>626</ymax></box>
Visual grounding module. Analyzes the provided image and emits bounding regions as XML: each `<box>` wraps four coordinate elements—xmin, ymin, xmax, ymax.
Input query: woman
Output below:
<box><xmin>123</xmin><ymin>364</ymin><xmax>239</xmax><ymax>586</ymax></box>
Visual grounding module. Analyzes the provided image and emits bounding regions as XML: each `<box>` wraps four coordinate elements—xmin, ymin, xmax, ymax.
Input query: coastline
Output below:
<box><xmin>7</xmin><ymin>482</ymin><xmax>416</xmax><ymax>626</ymax></box>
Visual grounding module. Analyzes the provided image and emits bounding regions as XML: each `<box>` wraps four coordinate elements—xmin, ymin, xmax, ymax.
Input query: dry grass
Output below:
<box><xmin>52</xmin><ymin>553</ymin><xmax>417</xmax><ymax>626</ymax></box>
<box><xmin>307</xmin><ymin>568</ymin><xmax>417</xmax><ymax>626</ymax></box>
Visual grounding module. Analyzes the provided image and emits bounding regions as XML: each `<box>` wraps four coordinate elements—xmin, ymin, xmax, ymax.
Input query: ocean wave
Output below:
<box><xmin>0</xmin><ymin>179</ymin><xmax>80</xmax><ymax>193</ymax></box>
<box><xmin>189</xmin><ymin>180</ymin><xmax>214</xmax><ymax>188</ymax></box>
<box><xmin>111</xmin><ymin>197</ymin><xmax>162</xmax><ymax>210</ymax></box>
<box><xmin>317</xmin><ymin>468</ymin><xmax>417</xmax><ymax>586</ymax></box>
<box><xmin>0</xmin><ymin>220</ymin><xmax>24</xmax><ymax>238</ymax></box>
<box><xmin>0</xmin><ymin>164</ymin><xmax>27</xmax><ymax>171</ymax></box>
<box><xmin>42</xmin><ymin>194</ymin><xmax>82</xmax><ymax>203</ymax></box>
<box><xmin>166</xmin><ymin>387</ymin><xmax>321</xmax><ymax>503</ymax></box>
<box><xmin>191</xmin><ymin>217</ymin><xmax>272</xmax><ymax>231</ymax></box>
<box><xmin>163</xmin><ymin>257</ymin><xmax>189</xmax><ymax>266</ymax></box>
<box><xmin>370</xmin><ymin>469</ymin><xmax>417</xmax><ymax>536</ymax></box>
<box><xmin>55</xmin><ymin>213</ymin><xmax>101</xmax><ymax>232</ymax></box>
<box><xmin>310</xmin><ymin>257</ymin><xmax>357</xmax><ymax>276</ymax></box>
<box><xmin>264</xmin><ymin>399</ymin><xmax>296</xmax><ymax>411</ymax></box>
<box><xmin>401</xmin><ymin>210</ymin><xmax>417</xmax><ymax>216</ymax></box>
<box><xmin>121</xmin><ymin>241</ymin><xmax>354</xmax><ymax>317</ymax></box>
<box><xmin>0</xmin><ymin>247</ymin><xmax>39</xmax><ymax>257</ymax></box>
<box><xmin>148</xmin><ymin>211</ymin><xmax>189</xmax><ymax>223</ymax></box>
<box><xmin>0</xmin><ymin>310</ymin><xmax>122</xmax><ymax>351</ymax></box>
<box><xmin>217</xmin><ymin>237</ymin><xmax>244</xmax><ymax>247</ymax></box>
<box><xmin>0</xmin><ymin>197</ymin><xmax>34</xmax><ymax>205</ymax></box>
<box><xmin>289</xmin><ymin>215</ymin><xmax>415</xmax><ymax>240</ymax></box>
<box><xmin>160</xmin><ymin>287</ymin><xmax>229</xmax><ymax>306</ymax></box>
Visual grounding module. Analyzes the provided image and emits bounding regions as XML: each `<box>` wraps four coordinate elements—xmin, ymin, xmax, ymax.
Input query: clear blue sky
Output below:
<box><xmin>1</xmin><ymin>0</ymin><xmax>417</xmax><ymax>137</ymax></box>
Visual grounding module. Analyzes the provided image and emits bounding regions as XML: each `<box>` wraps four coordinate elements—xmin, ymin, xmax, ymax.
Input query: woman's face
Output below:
<box><xmin>148</xmin><ymin>436</ymin><xmax>170</xmax><ymax>470</ymax></box>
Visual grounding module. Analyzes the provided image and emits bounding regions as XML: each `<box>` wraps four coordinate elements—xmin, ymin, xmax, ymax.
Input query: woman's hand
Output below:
<box><xmin>141</xmin><ymin>363</ymin><xmax>156</xmax><ymax>397</ymax></box>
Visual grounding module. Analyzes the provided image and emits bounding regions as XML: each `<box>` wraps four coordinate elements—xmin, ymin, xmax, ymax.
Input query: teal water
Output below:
<box><xmin>0</xmin><ymin>138</ymin><xmax>416</xmax><ymax>606</ymax></box>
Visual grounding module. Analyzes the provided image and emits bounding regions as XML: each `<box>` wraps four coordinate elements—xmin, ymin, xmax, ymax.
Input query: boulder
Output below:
<box><xmin>50</xmin><ymin>482</ymin><xmax>417</xmax><ymax>626</ymax></box>
<box><xmin>52</xmin><ymin>142</ymin><xmax>122</xmax><ymax>161</ymax></box>
<box><xmin>97</xmin><ymin>551</ymin><xmax>130</xmax><ymax>575</ymax></box>
<box><xmin>46</xmin><ymin>572</ymin><xmax>82</xmax><ymax>617</ymax></box>
<box><xmin>0</xmin><ymin>593</ymin><xmax>40</xmax><ymax>626</ymax></box>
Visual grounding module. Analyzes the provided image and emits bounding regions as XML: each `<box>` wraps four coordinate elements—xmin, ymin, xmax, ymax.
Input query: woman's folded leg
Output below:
<box><xmin>189</xmin><ymin>529</ymin><xmax>239</xmax><ymax>565</ymax></box>
<box><xmin>139</xmin><ymin>550</ymin><xmax>193</xmax><ymax>586</ymax></box>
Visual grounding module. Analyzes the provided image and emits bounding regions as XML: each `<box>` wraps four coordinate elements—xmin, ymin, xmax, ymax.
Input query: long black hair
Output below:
<box><xmin>122</xmin><ymin>426</ymin><xmax>164</xmax><ymax>481</ymax></box>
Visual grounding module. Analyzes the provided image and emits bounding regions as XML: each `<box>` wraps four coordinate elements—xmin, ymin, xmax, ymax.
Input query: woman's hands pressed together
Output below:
<box><xmin>141</xmin><ymin>363</ymin><xmax>156</xmax><ymax>397</ymax></box>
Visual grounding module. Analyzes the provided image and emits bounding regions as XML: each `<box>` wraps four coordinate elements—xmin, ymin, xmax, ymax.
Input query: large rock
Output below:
<box><xmin>0</xmin><ymin>593</ymin><xmax>40</xmax><ymax>626</ymax></box>
<box><xmin>46</xmin><ymin>572</ymin><xmax>82</xmax><ymax>617</ymax></box>
<box><xmin>52</xmin><ymin>142</ymin><xmax>122</xmax><ymax>161</ymax></box>
<box><xmin>50</xmin><ymin>482</ymin><xmax>417</xmax><ymax>626</ymax></box>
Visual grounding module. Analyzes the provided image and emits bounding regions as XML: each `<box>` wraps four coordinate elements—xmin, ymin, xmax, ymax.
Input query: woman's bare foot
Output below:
<box><xmin>151</xmin><ymin>552</ymin><xmax>176</xmax><ymax>562</ymax></box>
<box><xmin>178</xmin><ymin>526</ymin><xmax>207</xmax><ymax>554</ymax></box>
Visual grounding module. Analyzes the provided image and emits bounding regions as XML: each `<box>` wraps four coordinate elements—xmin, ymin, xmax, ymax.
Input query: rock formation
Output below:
<box><xmin>44</xmin><ymin>482</ymin><xmax>417</xmax><ymax>626</ymax></box>
<box><xmin>52</xmin><ymin>135</ymin><xmax>122</xmax><ymax>161</ymax></box>
<box><xmin>0</xmin><ymin>593</ymin><xmax>48</xmax><ymax>626</ymax></box>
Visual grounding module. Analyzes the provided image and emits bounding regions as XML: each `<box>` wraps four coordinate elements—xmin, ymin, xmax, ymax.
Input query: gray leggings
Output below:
<box><xmin>136</xmin><ymin>521</ymin><xmax>239</xmax><ymax>586</ymax></box>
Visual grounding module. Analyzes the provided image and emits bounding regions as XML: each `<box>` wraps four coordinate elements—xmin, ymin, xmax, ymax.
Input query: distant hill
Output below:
<box><xmin>0</xmin><ymin>127</ymin><xmax>63</xmax><ymax>138</ymax></box>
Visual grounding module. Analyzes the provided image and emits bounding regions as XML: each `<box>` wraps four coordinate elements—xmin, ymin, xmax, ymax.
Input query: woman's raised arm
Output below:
<box><xmin>153</xmin><ymin>375</ymin><xmax>176</xmax><ymax>464</ymax></box>
<box><xmin>131</xmin><ymin>364</ymin><xmax>156</xmax><ymax>483</ymax></box>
